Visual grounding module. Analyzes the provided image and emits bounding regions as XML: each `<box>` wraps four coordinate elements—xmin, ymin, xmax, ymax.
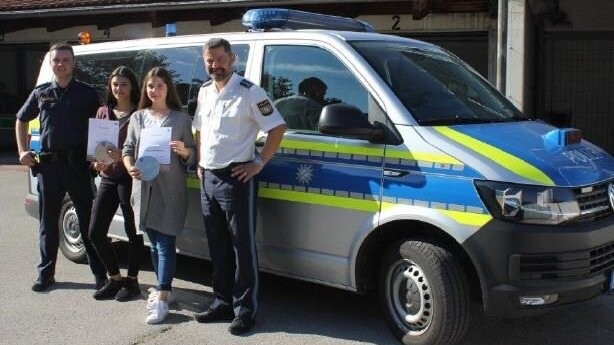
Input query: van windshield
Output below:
<box><xmin>350</xmin><ymin>41</ymin><xmax>528</xmax><ymax>125</ymax></box>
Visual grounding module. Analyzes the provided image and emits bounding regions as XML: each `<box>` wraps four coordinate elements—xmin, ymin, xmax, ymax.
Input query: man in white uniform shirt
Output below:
<box><xmin>192</xmin><ymin>38</ymin><xmax>286</xmax><ymax>335</ymax></box>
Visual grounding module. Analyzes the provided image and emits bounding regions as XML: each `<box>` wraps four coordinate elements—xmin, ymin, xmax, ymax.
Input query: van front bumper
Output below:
<box><xmin>463</xmin><ymin>216</ymin><xmax>614</xmax><ymax>317</ymax></box>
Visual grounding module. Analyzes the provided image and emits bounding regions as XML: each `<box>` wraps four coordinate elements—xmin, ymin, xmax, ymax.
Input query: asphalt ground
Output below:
<box><xmin>2</xmin><ymin>150</ymin><xmax>614</xmax><ymax>345</ymax></box>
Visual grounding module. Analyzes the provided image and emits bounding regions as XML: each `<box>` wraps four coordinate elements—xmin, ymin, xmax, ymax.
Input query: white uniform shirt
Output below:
<box><xmin>193</xmin><ymin>73</ymin><xmax>285</xmax><ymax>169</ymax></box>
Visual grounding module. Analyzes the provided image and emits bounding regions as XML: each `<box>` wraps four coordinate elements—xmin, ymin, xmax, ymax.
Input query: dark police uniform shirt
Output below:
<box><xmin>16</xmin><ymin>78</ymin><xmax>100</xmax><ymax>154</ymax></box>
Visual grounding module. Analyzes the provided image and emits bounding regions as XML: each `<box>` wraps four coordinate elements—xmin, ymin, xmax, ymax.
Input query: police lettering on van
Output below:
<box><xmin>22</xmin><ymin>8</ymin><xmax>614</xmax><ymax>345</ymax></box>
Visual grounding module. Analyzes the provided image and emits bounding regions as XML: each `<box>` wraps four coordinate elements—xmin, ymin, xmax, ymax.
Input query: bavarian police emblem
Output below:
<box><xmin>257</xmin><ymin>100</ymin><xmax>274</xmax><ymax>116</ymax></box>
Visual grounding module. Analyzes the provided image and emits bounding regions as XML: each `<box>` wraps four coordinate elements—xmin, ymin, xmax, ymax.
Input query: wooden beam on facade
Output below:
<box><xmin>0</xmin><ymin>0</ymin><xmax>492</xmax><ymax>34</ymax></box>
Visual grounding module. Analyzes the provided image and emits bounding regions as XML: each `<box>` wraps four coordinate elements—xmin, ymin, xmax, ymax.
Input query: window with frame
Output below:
<box><xmin>75</xmin><ymin>51</ymin><xmax>145</xmax><ymax>100</ymax></box>
<box><xmin>190</xmin><ymin>44</ymin><xmax>250</xmax><ymax>116</ymax></box>
<box><xmin>141</xmin><ymin>47</ymin><xmax>202</xmax><ymax>115</ymax></box>
<box><xmin>262</xmin><ymin>45</ymin><xmax>369</xmax><ymax>133</ymax></box>
<box><xmin>75</xmin><ymin>46</ymin><xmax>203</xmax><ymax>116</ymax></box>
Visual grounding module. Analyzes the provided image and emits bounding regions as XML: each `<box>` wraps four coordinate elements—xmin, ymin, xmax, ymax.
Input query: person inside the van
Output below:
<box><xmin>89</xmin><ymin>66</ymin><xmax>145</xmax><ymax>302</ymax></box>
<box><xmin>15</xmin><ymin>42</ymin><xmax>107</xmax><ymax>292</ymax></box>
<box><xmin>274</xmin><ymin>76</ymin><xmax>327</xmax><ymax>130</ymax></box>
<box><xmin>122</xmin><ymin>67</ymin><xmax>196</xmax><ymax>324</ymax></box>
<box><xmin>192</xmin><ymin>38</ymin><xmax>286</xmax><ymax>335</ymax></box>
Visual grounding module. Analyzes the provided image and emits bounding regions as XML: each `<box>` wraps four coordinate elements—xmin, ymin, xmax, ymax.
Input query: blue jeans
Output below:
<box><xmin>145</xmin><ymin>229</ymin><xmax>176</xmax><ymax>291</ymax></box>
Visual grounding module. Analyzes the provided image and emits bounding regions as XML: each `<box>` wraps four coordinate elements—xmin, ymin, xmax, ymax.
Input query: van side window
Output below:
<box><xmin>141</xmin><ymin>47</ymin><xmax>202</xmax><ymax>115</ymax></box>
<box><xmin>191</xmin><ymin>44</ymin><xmax>250</xmax><ymax>116</ymax></box>
<box><xmin>75</xmin><ymin>51</ymin><xmax>145</xmax><ymax>100</ymax></box>
<box><xmin>261</xmin><ymin>45</ymin><xmax>369</xmax><ymax>133</ymax></box>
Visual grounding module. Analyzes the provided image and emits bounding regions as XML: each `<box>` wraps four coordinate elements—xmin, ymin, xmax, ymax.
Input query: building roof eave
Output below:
<box><xmin>0</xmin><ymin>0</ymin><xmax>401</xmax><ymax>19</ymax></box>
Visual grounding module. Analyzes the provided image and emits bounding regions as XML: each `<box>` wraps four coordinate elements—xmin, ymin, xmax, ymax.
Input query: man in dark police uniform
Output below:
<box><xmin>15</xmin><ymin>43</ymin><xmax>107</xmax><ymax>292</ymax></box>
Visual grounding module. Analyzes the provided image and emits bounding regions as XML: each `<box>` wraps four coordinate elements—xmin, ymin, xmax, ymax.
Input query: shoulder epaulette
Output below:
<box><xmin>34</xmin><ymin>82</ymin><xmax>52</xmax><ymax>90</ymax></box>
<box><xmin>202</xmin><ymin>79</ymin><xmax>213</xmax><ymax>88</ymax></box>
<box><xmin>240</xmin><ymin>78</ymin><xmax>254</xmax><ymax>89</ymax></box>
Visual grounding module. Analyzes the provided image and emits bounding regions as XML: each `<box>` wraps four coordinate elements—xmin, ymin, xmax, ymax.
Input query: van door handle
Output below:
<box><xmin>383</xmin><ymin>169</ymin><xmax>409</xmax><ymax>177</ymax></box>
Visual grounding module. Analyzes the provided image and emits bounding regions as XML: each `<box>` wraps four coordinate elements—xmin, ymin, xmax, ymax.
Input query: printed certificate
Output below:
<box><xmin>87</xmin><ymin>118</ymin><xmax>119</xmax><ymax>159</ymax></box>
<box><xmin>138</xmin><ymin>127</ymin><xmax>172</xmax><ymax>164</ymax></box>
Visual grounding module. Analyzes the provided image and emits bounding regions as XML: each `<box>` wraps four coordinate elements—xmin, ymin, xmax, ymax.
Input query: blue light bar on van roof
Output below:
<box><xmin>242</xmin><ymin>8</ymin><xmax>375</xmax><ymax>32</ymax></box>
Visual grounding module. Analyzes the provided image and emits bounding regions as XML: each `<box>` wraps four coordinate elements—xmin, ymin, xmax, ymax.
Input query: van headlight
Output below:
<box><xmin>474</xmin><ymin>181</ymin><xmax>580</xmax><ymax>225</ymax></box>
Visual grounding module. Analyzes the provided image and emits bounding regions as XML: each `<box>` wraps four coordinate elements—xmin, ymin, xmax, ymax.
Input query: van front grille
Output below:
<box><xmin>518</xmin><ymin>241</ymin><xmax>614</xmax><ymax>281</ymax></box>
<box><xmin>572</xmin><ymin>182</ymin><xmax>613</xmax><ymax>223</ymax></box>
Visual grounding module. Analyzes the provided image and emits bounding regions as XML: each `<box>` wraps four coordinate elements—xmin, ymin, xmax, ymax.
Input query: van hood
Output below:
<box><xmin>430</xmin><ymin>121</ymin><xmax>614</xmax><ymax>187</ymax></box>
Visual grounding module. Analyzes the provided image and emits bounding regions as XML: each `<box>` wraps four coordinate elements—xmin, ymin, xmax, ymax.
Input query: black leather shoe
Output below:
<box><xmin>115</xmin><ymin>278</ymin><xmax>141</xmax><ymax>302</ymax></box>
<box><xmin>194</xmin><ymin>306</ymin><xmax>234</xmax><ymax>323</ymax></box>
<box><xmin>228</xmin><ymin>317</ymin><xmax>255</xmax><ymax>335</ymax></box>
<box><xmin>93</xmin><ymin>278</ymin><xmax>123</xmax><ymax>300</ymax></box>
<box><xmin>32</xmin><ymin>277</ymin><xmax>55</xmax><ymax>292</ymax></box>
<box><xmin>95</xmin><ymin>275</ymin><xmax>108</xmax><ymax>290</ymax></box>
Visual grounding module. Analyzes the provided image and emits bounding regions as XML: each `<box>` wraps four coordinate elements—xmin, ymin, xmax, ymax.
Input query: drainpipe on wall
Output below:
<box><xmin>496</xmin><ymin>0</ymin><xmax>508</xmax><ymax>94</ymax></box>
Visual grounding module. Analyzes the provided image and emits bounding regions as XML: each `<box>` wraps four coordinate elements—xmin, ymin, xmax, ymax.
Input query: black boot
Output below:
<box><xmin>115</xmin><ymin>277</ymin><xmax>141</xmax><ymax>302</ymax></box>
<box><xmin>93</xmin><ymin>278</ymin><xmax>122</xmax><ymax>300</ymax></box>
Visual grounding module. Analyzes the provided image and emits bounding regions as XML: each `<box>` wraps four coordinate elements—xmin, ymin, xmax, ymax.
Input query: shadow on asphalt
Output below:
<box><xmin>47</xmin><ymin>281</ymin><xmax>99</xmax><ymax>291</ymax></box>
<box><xmin>105</xmin><ymin>241</ymin><xmax>396</xmax><ymax>343</ymax></box>
<box><xmin>70</xmin><ymin>230</ymin><xmax>614</xmax><ymax>345</ymax></box>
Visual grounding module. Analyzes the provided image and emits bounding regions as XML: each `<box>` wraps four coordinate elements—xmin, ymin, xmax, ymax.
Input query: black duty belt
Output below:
<box><xmin>205</xmin><ymin>161</ymin><xmax>249</xmax><ymax>175</ymax></box>
<box><xmin>38</xmin><ymin>150</ymin><xmax>85</xmax><ymax>164</ymax></box>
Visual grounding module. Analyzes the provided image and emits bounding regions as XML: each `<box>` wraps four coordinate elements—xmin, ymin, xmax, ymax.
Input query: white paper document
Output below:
<box><xmin>87</xmin><ymin>118</ymin><xmax>119</xmax><ymax>158</ymax></box>
<box><xmin>138</xmin><ymin>127</ymin><xmax>172</xmax><ymax>164</ymax></box>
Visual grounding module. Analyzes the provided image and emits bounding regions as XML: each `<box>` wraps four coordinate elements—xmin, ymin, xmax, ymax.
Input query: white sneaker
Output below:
<box><xmin>147</xmin><ymin>287</ymin><xmax>176</xmax><ymax>305</ymax></box>
<box><xmin>145</xmin><ymin>300</ymin><xmax>169</xmax><ymax>324</ymax></box>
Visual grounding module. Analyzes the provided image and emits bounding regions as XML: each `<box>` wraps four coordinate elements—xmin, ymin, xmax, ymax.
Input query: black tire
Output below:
<box><xmin>379</xmin><ymin>239</ymin><xmax>470</xmax><ymax>345</ymax></box>
<box><xmin>58</xmin><ymin>199</ymin><xmax>88</xmax><ymax>263</ymax></box>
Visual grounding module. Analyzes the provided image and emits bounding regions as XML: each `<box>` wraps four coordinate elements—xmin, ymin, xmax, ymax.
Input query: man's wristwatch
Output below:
<box><xmin>253</xmin><ymin>155</ymin><xmax>265</xmax><ymax>167</ymax></box>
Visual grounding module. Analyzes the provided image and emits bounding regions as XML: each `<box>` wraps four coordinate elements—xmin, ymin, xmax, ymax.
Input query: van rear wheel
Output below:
<box><xmin>58</xmin><ymin>200</ymin><xmax>87</xmax><ymax>263</ymax></box>
<box><xmin>379</xmin><ymin>240</ymin><xmax>470</xmax><ymax>345</ymax></box>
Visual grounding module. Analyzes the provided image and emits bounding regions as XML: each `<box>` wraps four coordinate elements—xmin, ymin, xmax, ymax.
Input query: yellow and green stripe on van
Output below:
<box><xmin>187</xmin><ymin>137</ymin><xmax>489</xmax><ymax>227</ymax></box>
<box><xmin>279</xmin><ymin>139</ymin><xmax>461</xmax><ymax>165</ymax></box>
<box><xmin>258</xmin><ymin>186</ymin><xmax>491</xmax><ymax>227</ymax></box>
<box><xmin>186</xmin><ymin>177</ymin><xmax>492</xmax><ymax>227</ymax></box>
<box><xmin>434</xmin><ymin>126</ymin><xmax>555</xmax><ymax>186</ymax></box>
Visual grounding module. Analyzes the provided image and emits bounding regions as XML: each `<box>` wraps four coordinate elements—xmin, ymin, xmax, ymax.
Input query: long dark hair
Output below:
<box><xmin>105</xmin><ymin>66</ymin><xmax>140</xmax><ymax>107</ymax></box>
<box><xmin>138</xmin><ymin>67</ymin><xmax>182</xmax><ymax>111</ymax></box>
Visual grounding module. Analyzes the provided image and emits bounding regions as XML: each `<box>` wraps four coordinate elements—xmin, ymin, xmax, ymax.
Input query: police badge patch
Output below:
<box><xmin>257</xmin><ymin>100</ymin><xmax>274</xmax><ymax>116</ymax></box>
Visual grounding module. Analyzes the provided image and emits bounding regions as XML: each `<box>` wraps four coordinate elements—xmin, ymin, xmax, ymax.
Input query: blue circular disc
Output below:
<box><xmin>136</xmin><ymin>155</ymin><xmax>160</xmax><ymax>182</ymax></box>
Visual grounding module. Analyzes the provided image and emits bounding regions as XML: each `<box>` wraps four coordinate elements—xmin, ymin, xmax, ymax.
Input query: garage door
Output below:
<box><xmin>402</xmin><ymin>31</ymin><xmax>489</xmax><ymax>78</ymax></box>
<box><xmin>541</xmin><ymin>32</ymin><xmax>614</xmax><ymax>154</ymax></box>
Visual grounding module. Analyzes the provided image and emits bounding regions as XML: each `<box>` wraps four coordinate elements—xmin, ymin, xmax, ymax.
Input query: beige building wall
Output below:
<box><xmin>506</xmin><ymin>0</ymin><xmax>535</xmax><ymax>113</ymax></box>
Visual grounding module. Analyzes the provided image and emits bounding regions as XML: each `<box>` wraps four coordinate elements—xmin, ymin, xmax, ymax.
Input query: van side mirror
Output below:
<box><xmin>318</xmin><ymin>103</ymin><xmax>386</xmax><ymax>143</ymax></box>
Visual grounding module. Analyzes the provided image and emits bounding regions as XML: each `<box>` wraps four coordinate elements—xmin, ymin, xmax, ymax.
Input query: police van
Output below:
<box><xmin>24</xmin><ymin>8</ymin><xmax>614</xmax><ymax>345</ymax></box>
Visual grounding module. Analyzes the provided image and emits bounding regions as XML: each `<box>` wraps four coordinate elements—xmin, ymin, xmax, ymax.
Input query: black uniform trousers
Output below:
<box><xmin>35</xmin><ymin>160</ymin><xmax>106</xmax><ymax>281</ymax></box>
<box><xmin>201</xmin><ymin>168</ymin><xmax>259</xmax><ymax>322</ymax></box>
<box><xmin>89</xmin><ymin>174</ymin><xmax>144</xmax><ymax>278</ymax></box>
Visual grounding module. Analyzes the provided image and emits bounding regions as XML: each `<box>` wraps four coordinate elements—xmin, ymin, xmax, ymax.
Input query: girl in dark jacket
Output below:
<box><xmin>89</xmin><ymin>66</ymin><xmax>144</xmax><ymax>301</ymax></box>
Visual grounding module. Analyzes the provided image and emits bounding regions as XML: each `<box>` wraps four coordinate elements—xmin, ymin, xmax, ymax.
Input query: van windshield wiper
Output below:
<box><xmin>466</xmin><ymin>97</ymin><xmax>507</xmax><ymax>119</ymax></box>
<box><xmin>418</xmin><ymin>115</ymin><xmax>498</xmax><ymax>126</ymax></box>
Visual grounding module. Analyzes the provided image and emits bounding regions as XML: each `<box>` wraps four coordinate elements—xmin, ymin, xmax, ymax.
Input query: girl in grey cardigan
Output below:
<box><xmin>122</xmin><ymin>67</ymin><xmax>195</xmax><ymax>324</ymax></box>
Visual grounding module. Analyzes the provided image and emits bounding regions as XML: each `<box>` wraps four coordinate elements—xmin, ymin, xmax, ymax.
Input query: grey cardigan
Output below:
<box><xmin>122</xmin><ymin>109</ymin><xmax>196</xmax><ymax>236</ymax></box>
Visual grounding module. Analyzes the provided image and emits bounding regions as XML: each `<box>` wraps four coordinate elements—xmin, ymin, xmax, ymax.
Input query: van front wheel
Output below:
<box><xmin>379</xmin><ymin>240</ymin><xmax>470</xmax><ymax>345</ymax></box>
<box><xmin>58</xmin><ymin>200</ymin><xmax>87</xmax><ymax>263</ymax></box>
